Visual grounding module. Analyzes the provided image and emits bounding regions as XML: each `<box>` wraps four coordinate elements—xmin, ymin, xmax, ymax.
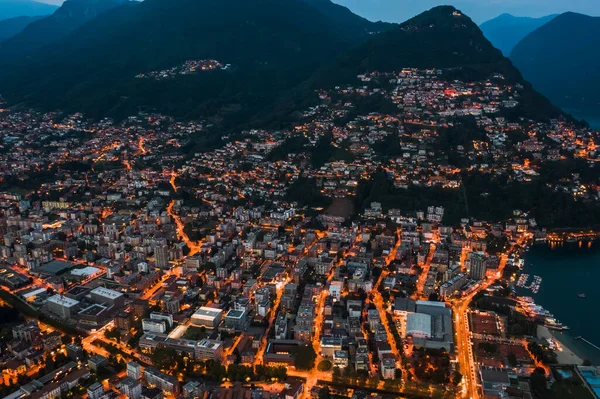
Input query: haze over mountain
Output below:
<box><xmin>510</xmin><ymin>12</ymin><xmax>600</xmax><ymax>119</ymax></box>
<box><xmin>0</xmin><ymin>0</ymin><xmax>56</xmax><ymax>20</ymax></box>
<box><xmin>480</xmin><ymin>13</ymin><xmax>557</xmax><ymax>55</ymax></box>
<box><xmin>0</xmin><ymin>14</ymin><xmax>43</xmax><ymax>40</ymax></box>
<box><xmin>332</xmin><ymin>0</ymin><xmax>600</xmax><ymax>24</ymax></box>
<box><xmin>0</xmin><ymin>1</ymin><xmax>560</xmax><ymax>128</ymax></box>
<box><xmin>0</xmin><ymin>0</ymin><xmax>393</xmax><ymax>124</ymax></box>
<box><xmin>0</xmin><ymin>0</ymin><xmax>127</xmax><ymax>56</ymax></box>
<box><xmin>263</xmin><ymin>5</ymin><xmax>560</xmax><ymax>126</ymax></box>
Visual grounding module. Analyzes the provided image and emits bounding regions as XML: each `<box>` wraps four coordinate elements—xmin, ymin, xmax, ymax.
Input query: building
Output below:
<box><xmin>144</xmin><ymin>367</ymin><xmax>179</xmax><ymax>395</ymax></box>
<box><xmin>329</xmin><ymin>281</ymin><xmax>342</xmax><ymax>300</ymax></box>
<box><xmin>294</xmin><ymin>305</ymin><xmax>314</xmax><ymax>341</ymax></box>
<box><xmin>333</xmin><ymin>350</ymin><xmax>349</xmax><ymax>369</ymax></box>
<box><xmin>408</xmin><ymin>301</ymin><xmax>454</xmax><ymax>351</ymax></box>
<box><xmin>182</xmin><ymin>381</ymin><xmax>202</xmax><ymax>399</ymax></box>
<box><xmin>90</xmin><ymin>287</ymin><xmax>125</xmax><ymax>307</ymax></box>
<box><xmin>154</xmin><ymin>246</ymin><xmax>169</xmax><ymax>268</ymax></box>
<box><xmin>190</xmin><ymin>307</ymin><xmax>223</xmax><ymax>328</ymax></box>
<box><xmin>87</xmin><ymin>382</ymin><xmax>104</xmax><ymax>399</ymax></box>
<box><xmin>119</xmin><ymin>377</ymin><xmax>142</xmax><ymax>399</ymax></box>
<box><xmin>470</xmin><ymin>252</ymin><xmax>487</xmax><ymax>280</ymax></box>
<box><xmin>66</xmin><ymin>344</ymin><xmax>84</xmax><ymax>361</ymax></box>
<box><xmin>88</xmin><ymin>355</ymin><xmax>108</xmax><ymax>371</ymax></box>
<box><xmin>195</xmin><ymin>338</ymin><xmax>223</xmax><ymax>361</ymax></box>
<box><xmin>440</xmin><ymin>272</ymin><xmax>468</xmax><ymax>298</ymax></box>
<box><xmin>320</xmin><ymin>337</ymin><xmax>343</xmax><ymax>358</ymax></box>
<box><xmin>150</xmin><ymin>312</ymin><xmax>174</xmax><ymax>328</ymax></box>
<box><xmin>127</xmin><ymin>361</ymin><xmax>142</xmax><ymax>379</ymax></box>
<box><xmin>381</xmin><ymin>357</ymin><xmax>397</xmax><ymax>380</ymax></box>
<box><xmin>224</xmin><ymin>309</ymin><xmax>249</xmax><ymax>332</ymax></box>
<box><xmin>142</xmin><ymin>319</ymin><xmax>167</xmax><ymax>334</ymax></box>
<box><xmin>47</xmin><ymin>294</ymin><xmax>80</xmax><ymax>319</ymax></box>
<box><xmin>406</xmin><ymin>313</ymin><xmax>432</xmax><ymax>339</ymax></box>
<box><xmin>116</xmin><ymin>311</ymin><xmax>133</xmax><ymax>331</ymax></box>
<box><xmin>367</xmin><ymin>309</ymin><xmax>380</xmax><ymax>332</ymax></box>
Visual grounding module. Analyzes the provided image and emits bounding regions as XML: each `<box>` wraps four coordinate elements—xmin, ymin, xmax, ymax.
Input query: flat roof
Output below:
<box><xmin>40</xmin><ymin>260</ymin><xmax>73</xmax><ymax>275</ymax></box>
<box><xmin>78</xmin><ymin>304</ymin><xmax>107</xmax><ymax>316</ymax></box>
<box><xmin>225</xmin><ymin>309</ymin><xmax>245</xmax><ymax>319</ymax></box>
<box><xmin>192</xmin><ymin>307</ymin><xmax>223</xmax><ymax>319</ymax></box>
<box><xmin>21</xmin><ymin>287</ymin><xmax>47</xmax><ymax>299</ymax></box>
<box><xmin>66</xmin><ymin>286</ymin><xmax>90</xmax><ymax>296</ymax></box>
<box><xmin>91</xmin><ymin>287</ymin><xmax>123</xmax><ymax>299</ymax></box>
<box><xmin>47</xmin><ymin>294</ymin><xmax>79</xmax><ymax>308</ymax></box>
<box><xmin>415</xmin><ymin>300</ymin><xmax>446</xmax><ymax>308</ymax></box>
<box><xmin>71</xmin><ymin>267</ymin><xmax>101</xmax><ymax>277</ymax></box>
<box><xmin>197</xmin><ymin>338</ymin><xmax>222</xmax><ymax>350</ymax></box>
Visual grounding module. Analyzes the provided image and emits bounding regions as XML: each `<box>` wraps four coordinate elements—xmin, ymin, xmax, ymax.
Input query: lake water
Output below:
<box><xmin>519</xmin><ymin>242</ymin><xmax>600</xmax><ymax>364</ymax></box>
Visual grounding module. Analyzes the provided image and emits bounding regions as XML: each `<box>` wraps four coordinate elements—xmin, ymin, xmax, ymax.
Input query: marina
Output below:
<box><xmin>515</xmin><ymin>273</ymin><xmax>542</xmax><ymax>294</ymax></box>
<box><xmin>518</xmin><ymin>242</ymin><xmax>600</xmax><ymax>364</ymax></box>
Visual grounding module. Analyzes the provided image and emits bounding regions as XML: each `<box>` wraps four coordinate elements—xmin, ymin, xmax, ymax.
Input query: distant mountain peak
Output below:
<box><xmin>480</xmin><ymin>12</ymin><xmax>558</xmax><ymax>55</ymax></box>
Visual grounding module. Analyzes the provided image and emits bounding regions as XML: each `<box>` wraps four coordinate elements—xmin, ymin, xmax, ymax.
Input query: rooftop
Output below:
<box><xmin>47</xmin><ymin>294</ymin><xmax>79</xmax><ymax>308</ymax></box>
<box><xmin>91</xmin><ymin>286</ymin><xmax>123</xmax><ymax>299</ymax></box>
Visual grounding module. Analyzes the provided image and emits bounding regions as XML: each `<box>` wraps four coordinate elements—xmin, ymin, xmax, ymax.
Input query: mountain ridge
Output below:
<box><xmin>0</xmin><ymin>0</ymin><xmax>57</xmax><ymax>20</ymax></box>
<box><xmin>0</xmin><ymin>14</ymin><xmax>43</xmax><ymax>41</ymax></box>
<box><xmin>480</xmin><ymin>13</ymin><xmax>557</xmax><ymax>55</ymax></box>
<box><xmin>0</xmin><ymin>0</ymin><xmax>392</xmax><ymax>123</ymax></box>
<box><xmin>510</xmin><ymin>12</ymin><xmax>600</xmax><ymax>117</ymax></box>
<box><xmin>0</xmin><ymin>0</ymin><xmax>128</xmax><ymax>57</ymax></box>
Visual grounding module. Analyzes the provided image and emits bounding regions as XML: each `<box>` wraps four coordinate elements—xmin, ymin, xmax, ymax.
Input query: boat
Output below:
<box><xmin>578</xmin><ymin>293</ymin><xmax>587</xmax><ymax>299</ymax></box>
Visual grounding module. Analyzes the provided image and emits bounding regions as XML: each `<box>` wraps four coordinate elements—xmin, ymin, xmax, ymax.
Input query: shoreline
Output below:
<box><xmin>537</xmin><ymin>325</ymin><xmax>583</xmax><ymax>365</ymax></box>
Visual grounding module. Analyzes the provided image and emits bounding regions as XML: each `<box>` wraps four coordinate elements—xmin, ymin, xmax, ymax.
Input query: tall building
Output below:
<box><xmin>154</xmin><ymin>245</ymin><xmax>169</xmax><ymax>268</ymax></box>
<box><xmin>119</xmin><ymin>377</ymin><xmax>142</xmax><ymax>399</ymax></box>
<box><xmin>294</xmin><ymin>305</ymin><xmax>315</xmax><ymax>341</ymax></box>
<box><xmin>470</xmin><ymin>252</ymin><xmax>487</xmax><ymax>280</ymax></box>
<box><xmin>47</xmin><ymin>294</ymin><xmax>80</xmax><ymax>319</ymax></box>
<box><xmin>144</xmin><ymin>367</ymin><xmax>179</xmax><ymax>395</ymax></box>
<box><xmin>87</xmin><ymin>382</ymin><xmax>104</xmax><ymax>399</ymax></box>
<box><xmin>127</xmin><ymin>361</ymin><xmax>142</xmax><ymax>379</ymax></box>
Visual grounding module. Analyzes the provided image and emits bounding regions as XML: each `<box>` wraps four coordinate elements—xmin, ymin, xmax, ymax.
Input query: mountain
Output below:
<box><xmin>0</xmin><ymin>0</ymin><xmax>127</xmax><ymax>56</ymax></box>
<box><xmin>0</xmin><ymin>14</ymin><xmax>43</xmax><ymax>41</ymax></box>
<box><xmin>0</xmin><ymin>0</ymin><xmax>393</xmax><ymax>124</ymax></box>
<box><xmin>510</xmin><ymin>12</ymin><xmax>600</xmax><ymax>117</ymax></box>
<box><xmin>300</xmin><ymin>6</ymin><xmax>560</xmax><ymax>122</ymax></box>
<box><xmin>480</xmin><ymin>13</ymin><xmax>557</xmax><ymax>55</ymax></box>
<box><xmin>0</xmin><ymin>0</ymin><xmax>57</xmax><ymax>20</ymax></box>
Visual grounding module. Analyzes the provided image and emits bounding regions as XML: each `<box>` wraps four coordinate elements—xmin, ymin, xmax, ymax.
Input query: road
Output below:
<box><xmin>414</xmin><ymin>242</ymin><xmax>436</xmax><ymax>299</ymax></box>
<box><xmin>166</xmin><ymin>200</ymin><xmax>202</xmax><ymax>256</ymax></box>
<box><xmin>450</xmin><ymin>234</ymin><xmax>530</xmax><ymax>399</ymax></box>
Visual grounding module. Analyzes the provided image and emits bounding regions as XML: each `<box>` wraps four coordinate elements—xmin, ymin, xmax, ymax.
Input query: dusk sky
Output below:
<box><xmin>37</xmin><ymin>0</ymin><xmax>600</xmax><ymax>24</ymax></box>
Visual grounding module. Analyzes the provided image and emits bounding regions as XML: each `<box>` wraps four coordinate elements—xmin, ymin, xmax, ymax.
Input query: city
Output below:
<box><xmin>0</xmin><ymin>64</ymin><xmax>597</xmax><ymax>399</ymax></box>
<box><xmin>0</xmin><ymin>2</ymin><xmax>598</xmax><ymax>399</ymax></box>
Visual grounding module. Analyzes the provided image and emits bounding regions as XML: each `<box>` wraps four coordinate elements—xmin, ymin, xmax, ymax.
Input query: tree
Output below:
<box><xmin>507</xmin><ymin>352</ymin><xmax>518</xmax><ymax>367</ymax></box>
<box><xmin>152</xmin><ymin>347</ymin><xmax>178</xmax><ymax>371</ymax></box>
<box><xmin>318</xmin><ymin>387</ymin><xmax>331</xmax><ymax>399</ymax></box>
<box><xmin>317</xmin><ymin>360</ymin><xmax>333</xmax><ymax>372</ymax></box>
<box><xmin>294</xmin><ymin>343</ymin><xmax>317</xmax><ymax>371</ymax></box>
<box><xmin>452</xmin><ymin>370</ymin><xmax>462</xmax><ymax>386</ymax></box>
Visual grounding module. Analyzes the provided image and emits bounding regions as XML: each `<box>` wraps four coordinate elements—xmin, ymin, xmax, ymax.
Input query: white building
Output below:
<box><xmin>90</xmin><ymin>286</ymin><xmax>124</xmax><ymax>307</ymax></box>
<box><xmin>47</xmin><ymin>294</ymin><xmax>80</xmax><ymax>318</ymax></box>
<box><xmin>142</xmin><ymin>319</ymin><xmax>167</xmax><ymax>334</ymax></box>
<box><xmin>190</xmin><ymin>307</ymin><xmax>223</xmax><ymax>328</ymax></box>
<box><xmin>381</xmin><ymin>357</ymin><xmax>397</xmax><ymax>380</ymax></box>
<box><xmin>406</xmin><ymin>313</ymin><xmax>432</xmax><ymax>339</ymax></box>
<box><xmin>127</xmin><ymin>361</ymin><xmax>142</xmax><ymax>379</ymax></box>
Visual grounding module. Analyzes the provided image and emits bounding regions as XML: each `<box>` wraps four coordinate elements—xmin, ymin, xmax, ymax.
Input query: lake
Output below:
<box><xmin>519</xmin><ymin>241</ymin><xmax>600</xmax><ymax>364</ymax></box>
